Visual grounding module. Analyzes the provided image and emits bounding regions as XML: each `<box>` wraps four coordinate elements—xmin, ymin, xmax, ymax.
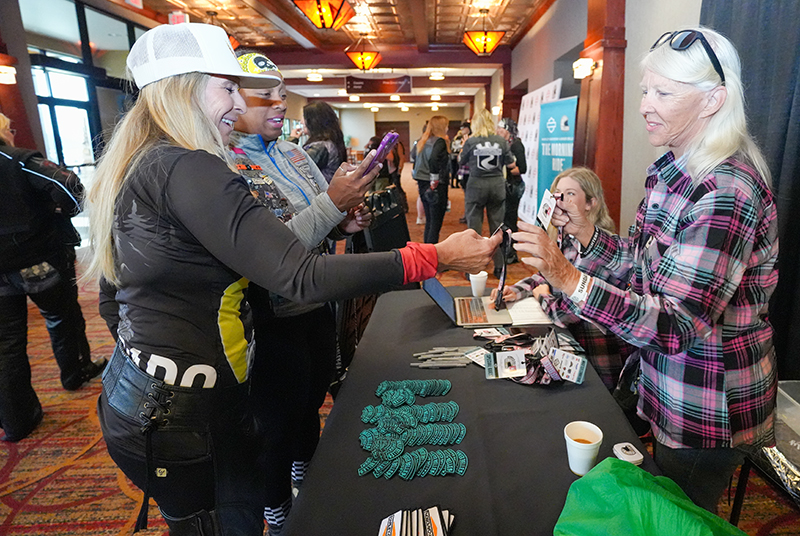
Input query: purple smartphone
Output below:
<box><xmin>363</xmin><ymin>131</ymin><xmax>400</xmax><ymax>175</ymax></box>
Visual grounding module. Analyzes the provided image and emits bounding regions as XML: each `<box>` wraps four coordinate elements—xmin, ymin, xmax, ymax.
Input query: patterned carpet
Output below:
<box><xmin>0</xmin><ymin>168</ymin><xmax>797</xmax><ymax>535</ymax></box>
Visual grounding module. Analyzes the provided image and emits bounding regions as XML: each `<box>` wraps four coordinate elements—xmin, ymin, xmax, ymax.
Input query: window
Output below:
<box><xmin>19</xmin><ymin>0</ymin><xmax>147</xmax><ymax>246</ymax></box>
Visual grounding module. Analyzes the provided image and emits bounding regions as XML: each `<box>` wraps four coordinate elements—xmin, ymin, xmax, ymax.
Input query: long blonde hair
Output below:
<box><xmin>85</xmin><ymin>72</ymin><xmax>235</xmax><ymax>285</ymax></box>
<box><xmin>470</xmin><ymin>109</ymin><xmax>495</xmax><ymax>138</ymax></box>
<box><xmin>642</xmin><ymin>27</ymin><xmax>770</xmax><ymax>185</ymax></box>
<box><xmin>417</xmin><ymin>115</ymin><xmax>451</xmax><ymax>153</ymax></box>
<box><xmin>551</xmin><ymin>167</ymin><xmax>615</xmax><ymax>233</ymax></box>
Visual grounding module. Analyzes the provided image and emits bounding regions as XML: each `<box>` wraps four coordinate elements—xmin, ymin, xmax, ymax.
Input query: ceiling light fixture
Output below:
<box><xmin>349</xmin><ymin>95</ymin><xmax>360</xmax><ymax>102</ymax></box>
<box><xmin>306</xmin><ymin>71</ymin><xmax>323</xmax><ymax>82</ymax></box>
<box><xmin>390</xmin><ymin>94</ymin><xmax>400</xmax><ymax>101</ymax></box>
<box><xmin>429</xmin><ymin>71</ymin><xmax>445</xmax><ymax>81</ymax></box>
<box><xmin>431</xmin><ymin>105</ymin><xmax>439</xmax><ymax>111</ymax></box>
<box><xmin>463</xmin><ymin>8</ymin><xmax>505</xmax><ymax>57</ymax></box>
<box><xmin>338</xmin><ymin>88</ymin><xmax>348</xmax><ymax>96</ymax></box>
<box><xmin>371</xmin><ymin>106</ymin><xmax>379</xmax><ymax>112</ymax></box>
<box><xmin>293</xmin><ymin>0</ymin><xmax>355</xmax><ymax>31</ymax></box>
<box><xmin>430</xmin><ymin>94</ymin><xmax>441</xmax><ymax>101</ymax></box>
<box><xmin>401</xmin><ymin>106</ymin><xmax>409</xmax><ymax>112</ymax></box>
<box><xmin>345</xmin><ymin>33</ymin><xmax>382</xmax><ymax>71</ymax></box>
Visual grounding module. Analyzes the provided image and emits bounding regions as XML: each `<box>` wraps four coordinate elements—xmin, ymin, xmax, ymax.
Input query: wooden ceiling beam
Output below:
<box><xmin>399</xmin><ymin>0</ymin><xmax>430</xmax><ymax>53</ymax></box>
<box><xmin>261</xmin><ymin>45</ymin><xmax>510</xmax><ymax>69</ymax></box>
<box><xmin>285</xmin><ymin>76</ymin><xmax>491</xmax><ymax>88</ymax></box>
<box><xmin>247</xmin><ymin>0</ymin><xmax>324</xmax><ymax>49</ymax></box>
<box><xmin>307</xmin><ymin>95</ymin><xmax>472</xmax><ymax>104</ymax></box>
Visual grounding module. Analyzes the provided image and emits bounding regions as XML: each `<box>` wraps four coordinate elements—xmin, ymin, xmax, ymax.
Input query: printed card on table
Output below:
<box><xmin>485</xmin><ymin>349</ymin><xmax>527</xmax><ymax>379</ymax></box>
<box><xmin>549</xmin><ymin>347</ymin><xmax>587</xmax><ymax>384</ymax></box>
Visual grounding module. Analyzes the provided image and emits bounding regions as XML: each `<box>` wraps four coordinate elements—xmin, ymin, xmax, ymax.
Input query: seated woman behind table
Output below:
<box><xmin>493</xmin><ymin>167</ymin><xmax>634</xmax><ymax>392</ymax></box>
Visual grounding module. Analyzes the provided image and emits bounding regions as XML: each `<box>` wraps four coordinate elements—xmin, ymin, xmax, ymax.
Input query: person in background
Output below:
<box><xmin>231</xmin><ymin>50</ymin><xmax>374</xmax><ymax>535</ymax></box>
<box><xmin>0</xmin><ymin>113</ymin><xmax>105</xmax><ymax>442</ymax></box>
<box><xmin>413</xmin><ymin>116</ymin><xmax>451</xmax><ymax>244</ymax></box>
<box><xmin>450</xmin><ymin>121</ymin><xmax>470</xmax><ymax>188</ymax></box>
<box><xmin>410</xmin><ymin>122</ymin><xmax>427</xmax><ymax>226</ymax></box>
<box><xmin>87</xmin><ymin>23</ymin><xmax>500</xmax><ymax>535</ymax></box>
<box><xmin>512</xmin><ymin>27</ymin><xmax>777</xmax><ymax>513</ymax></box>
<box><xmin>454</xmin><ymin>121</ymin><xmax>471</xmax><ymax>224</ymax></box>
<box><xmin>497</xmin><ymin>117</ymin><xmax>527</xmax><ymax>264</ymax></box>
<box><xmin>491</xmin><ymin>167</ymin><xmax>632</xmax><ymax>393</ymax></box>
<box><xmin>460</xmin><ymin>109</ymin><xmax>517</xmax><ymax>278</ymax></box>
<box><xmin>386</xmin><ymin>138</ymin><xmax>408</xmax><ymax>213</ymax></box>
<box><xmin>365</xmin><ymin>135</ymin><xmax>392</xmax><ymax>191</ymax></box>
<box><xmin>302</xmin><ymin>101</ymin><xmax>347</xmax><ymax>184</ymax></box>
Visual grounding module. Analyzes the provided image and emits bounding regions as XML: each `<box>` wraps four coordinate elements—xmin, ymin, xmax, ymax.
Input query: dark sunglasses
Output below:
<box><xmin>492</xmin><ymin>225</ymin><xmax>511</xmax><ymax>310</ymax></box>
<box><xmin>650</xmin><ymin>30</ymin><xmax>726</xmax><ymax>86</ymax></box>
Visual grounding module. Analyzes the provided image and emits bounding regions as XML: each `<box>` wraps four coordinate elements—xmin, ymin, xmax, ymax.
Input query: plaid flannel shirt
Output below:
<box><xmin>571</xmin><ymin>152</ymin><xmax>778</xmax><ymax>449</ymax></box>
<box><xmin>508</xmin><ymin>235</ymin><xmax>632</xmax><ymax>391</ymax></box>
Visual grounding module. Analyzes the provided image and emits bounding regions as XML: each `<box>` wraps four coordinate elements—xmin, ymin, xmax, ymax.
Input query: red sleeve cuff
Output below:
<box><xmin>399</xmin><ymin>242</ymin><xmax>439</xmax><ymax>284</ymax></box>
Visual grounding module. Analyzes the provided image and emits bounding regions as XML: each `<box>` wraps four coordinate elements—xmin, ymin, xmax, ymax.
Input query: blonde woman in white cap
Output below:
<box><xmin>86</xmin><ymin>23</ymin><xmax>500</xmax><ymax>535</ymax></box>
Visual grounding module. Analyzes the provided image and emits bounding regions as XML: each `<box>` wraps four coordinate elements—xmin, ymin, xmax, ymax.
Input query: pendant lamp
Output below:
<box><xmin>345</xmin><ymin>34</ymin><xmax>382</xmax><ymax>71</ymax></box>
<box><xmin>293</xmin><ymin>0</ymin><xmax>355</xmax><ymax>31</ymax></box>
<box><xmin>463</xmin><ymin>8</ymin><xmax>505</xmax><ymax>57</ymax></box>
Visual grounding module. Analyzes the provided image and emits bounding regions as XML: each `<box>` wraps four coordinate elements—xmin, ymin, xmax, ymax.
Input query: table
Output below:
<box><xmin>284</xmin><ymin>288</ymin><xmax>657</xmax><ymax>535</ymax></box>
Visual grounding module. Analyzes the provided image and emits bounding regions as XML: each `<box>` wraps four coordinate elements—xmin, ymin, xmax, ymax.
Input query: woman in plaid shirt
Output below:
<box><xmin>513</xmin><ymin>28</ymin><xmax>777</xmax><ymax>513</ymax></box>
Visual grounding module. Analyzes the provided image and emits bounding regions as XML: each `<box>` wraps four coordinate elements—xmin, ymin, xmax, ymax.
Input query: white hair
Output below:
<box><xmin>642</xmin><ymin>27</ymin><xmax>770</xmax><ymax>185</ymax></box>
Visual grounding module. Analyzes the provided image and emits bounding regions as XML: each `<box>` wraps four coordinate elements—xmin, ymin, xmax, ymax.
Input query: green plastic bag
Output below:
<box><xmin>554</xmin><ymin>457</ymin><xmax>747</xmax><ymax>536</ymax></box>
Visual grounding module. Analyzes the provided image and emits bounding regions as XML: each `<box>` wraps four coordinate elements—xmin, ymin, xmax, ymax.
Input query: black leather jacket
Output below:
<box><xmin>0</xmin><ymin>143</ymin><xmax>83</xmax><ymax>272</ymax></box>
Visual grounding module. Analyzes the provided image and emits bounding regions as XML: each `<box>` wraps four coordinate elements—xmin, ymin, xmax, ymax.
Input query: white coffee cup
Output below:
<box><xmin>564</xmin><ymin>421</ymin><xmax>603</xmax><ymax>476</ymax></box>
<box><xmin>469</xmin><ymin>271</ymin><xmax>488</xmax><ymax>297</ymax></box>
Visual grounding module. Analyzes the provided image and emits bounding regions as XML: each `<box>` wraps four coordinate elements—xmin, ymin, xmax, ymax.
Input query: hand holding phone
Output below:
<box><xmin>363</xmin><ymin>131</ymin><xmax>400</xmax><ymax>175</ymax></box>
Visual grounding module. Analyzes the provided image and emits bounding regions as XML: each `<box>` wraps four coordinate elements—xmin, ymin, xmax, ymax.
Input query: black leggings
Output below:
<box><xmin>248</xmin><ymin>304</ymin><xmax>337</xmax><ymax>507</ymax></box>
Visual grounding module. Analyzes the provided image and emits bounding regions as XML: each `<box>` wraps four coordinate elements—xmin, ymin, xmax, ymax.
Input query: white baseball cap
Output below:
<box><xmin>127</xmin><ymin>23</ymin><xmax>281</xmax><ymax>89</ymax></box>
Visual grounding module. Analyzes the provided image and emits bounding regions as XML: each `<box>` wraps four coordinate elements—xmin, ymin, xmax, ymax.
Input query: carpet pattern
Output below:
<box><xmin>0</xmin><ymin>168</ymin><xmax>796</xmax><ymax>535</ymax></box>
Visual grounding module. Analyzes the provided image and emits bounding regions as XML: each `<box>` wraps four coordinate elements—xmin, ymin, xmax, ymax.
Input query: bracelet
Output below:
<box><xmin>568</xmin><ymin>272</ymin><xmax>592</xmax><ymax>304</ymax></box>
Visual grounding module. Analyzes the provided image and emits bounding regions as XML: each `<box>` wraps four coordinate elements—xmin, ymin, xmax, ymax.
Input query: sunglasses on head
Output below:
<box><xmin>650</xmin><ymin>30</ymin><xmax>726</xmax><ymax>86</ymax></box>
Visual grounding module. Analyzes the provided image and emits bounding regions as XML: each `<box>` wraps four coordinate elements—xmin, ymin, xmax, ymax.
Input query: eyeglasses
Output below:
<box><xmin>650</xmin><ymin>30</ymin><xmax>726</xmax><ymax>86</ymax></box>
<box><xmin>492</xmin><ymin>225</ymin><xmax>511</xmax><ymax>310</ymax></box>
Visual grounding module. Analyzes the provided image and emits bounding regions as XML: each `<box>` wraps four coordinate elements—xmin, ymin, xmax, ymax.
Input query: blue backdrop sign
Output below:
<box><xmin>537</xmin><ymin>96</ymin><xmax>578</xmax><ymax>204</ymax></box>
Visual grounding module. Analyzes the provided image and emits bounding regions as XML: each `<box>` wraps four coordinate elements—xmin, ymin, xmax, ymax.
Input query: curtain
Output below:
<box><xmin>701</xmin><ymin>0</ymin><xmax>800</xmax><ymax>379</ymax></box>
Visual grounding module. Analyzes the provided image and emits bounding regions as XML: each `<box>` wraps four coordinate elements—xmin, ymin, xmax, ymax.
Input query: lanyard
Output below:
<box><xmin>260</xmin><ymin>136</ymin><xmax>311</xmax><ymax>206</ymax></box>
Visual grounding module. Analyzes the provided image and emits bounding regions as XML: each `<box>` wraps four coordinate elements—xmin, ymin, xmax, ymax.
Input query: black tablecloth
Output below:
<box><xmin>283</xmin><ymin>288</ymin><xmax>657</xmax><ymax>536</ymax></box>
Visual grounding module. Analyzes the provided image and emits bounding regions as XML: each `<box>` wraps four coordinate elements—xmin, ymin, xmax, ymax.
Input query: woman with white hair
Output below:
<box><xmin>512</xmin><ymin>28</ymin><xmax>777</xmax><ymax>512</ymax></box>
<box><xmin>87</xmin><ymin>23</ymin><xmax>499</xmax><ymax>535</ymax></box>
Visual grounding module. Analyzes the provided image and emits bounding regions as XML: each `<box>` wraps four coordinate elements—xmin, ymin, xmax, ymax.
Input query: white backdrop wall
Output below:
<box><xmin>510</xmin><ymin>0</ymin><xmax>587</xmax><ymax>93</ymax></box>
<box><xmin>621</xmin><ymin>0</ymin><xmax>701</xmax><ymax>234</ymax></box>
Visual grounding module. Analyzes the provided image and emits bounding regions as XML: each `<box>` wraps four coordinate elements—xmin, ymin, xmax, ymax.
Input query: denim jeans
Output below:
<box><xmin>417</xmin><ymin>180</ymin><xmax>448</xmax><ymax>244</ymax></box>
<box><xmin>653</xmin><ymin>441</ymin><xmax>747</xmax><ymax>513</ymax></box>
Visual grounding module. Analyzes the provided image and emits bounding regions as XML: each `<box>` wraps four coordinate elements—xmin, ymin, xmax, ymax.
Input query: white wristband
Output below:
<box><xmin>568</xmin><ymin>272</ymin><xmax>592</xmax><ymax>304</ymax></box>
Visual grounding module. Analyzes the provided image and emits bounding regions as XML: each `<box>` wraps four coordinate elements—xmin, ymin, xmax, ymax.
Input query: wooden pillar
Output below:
<box><xmin>573</xmin><ymin>0</ymin><xmax>626</xmax><ymax>228</ymax></box>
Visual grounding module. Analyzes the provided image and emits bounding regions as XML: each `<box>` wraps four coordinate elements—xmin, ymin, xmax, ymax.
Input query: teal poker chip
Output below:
<box><xmin>456</xmin><ymin>423</ymin><xmax>467</xmax><ymax>444</ymax></box>
<box><xmin>384</xmin><ymin>458</ymin><xmax>402</xmax><ymax>479</ymax></box>
<box><xmin>358</xmin><ymin>456</ymin><xmax>379</xmax><ymax>476</ymax></box>
<box><xmin>373</xmin><ymin>460</ymin><xmax>392</xmax><ymax>478</ymax></box>
<box><xmin>398</xmin><ymin>453</ymin><xmax>416</xmax><ymax>480</ymax></box>
<box><xmin>456</xmin><ymin>450</ymin><xmax>469</xmax><ymax>475</ymax></box>
<box><xmin>371</xmin><ymin>435</ymin><xmax>404</xmax><ymax>461</ymax></box>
